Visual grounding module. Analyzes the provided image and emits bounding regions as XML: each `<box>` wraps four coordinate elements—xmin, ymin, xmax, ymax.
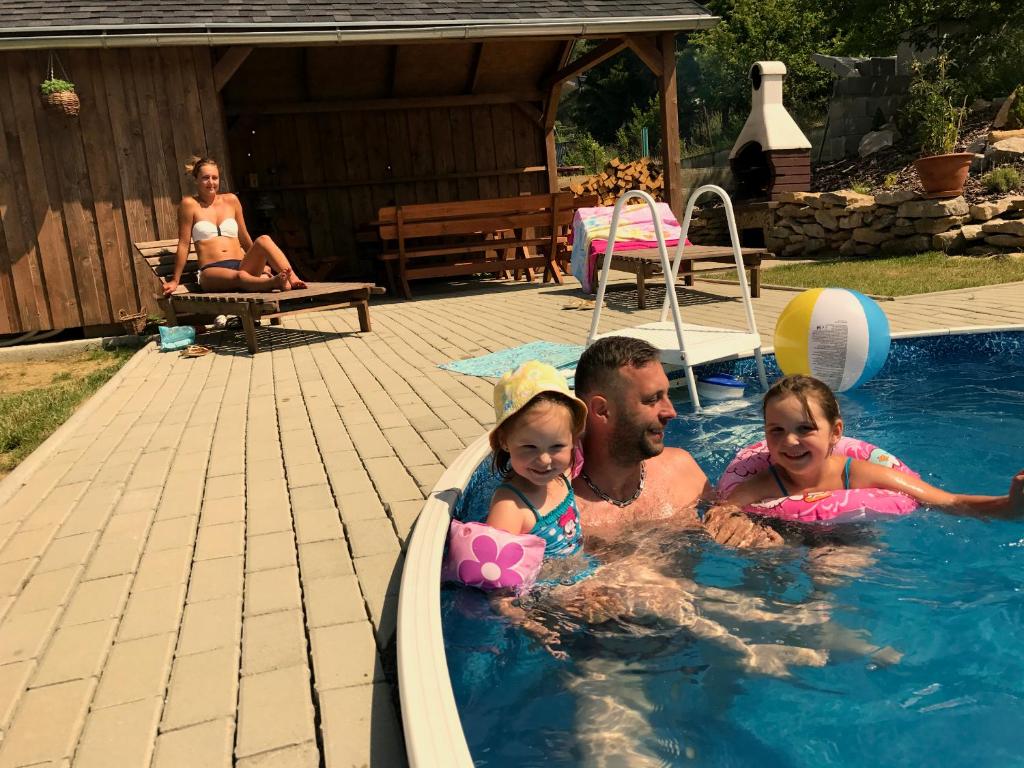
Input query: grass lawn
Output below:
<box><xmin>0</xmin><ymin>347</ymin><xmax>135</xmax><ymax>479</ymax></box>
<box><xmin>705</xmin><ymin>251</ymin><xmax>1024</xmax><ymax>296</ymax></box>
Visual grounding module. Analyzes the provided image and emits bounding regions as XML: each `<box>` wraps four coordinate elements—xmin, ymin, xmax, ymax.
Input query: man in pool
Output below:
<box><xmin>572</xmin><ymin>334</ymin><xmax>782</xmax><ymax>548</ymax></box>
<box><xmin>539</xmin><ymin>337</ymin><xmax>825</xmax><ymax>765</ymax></box>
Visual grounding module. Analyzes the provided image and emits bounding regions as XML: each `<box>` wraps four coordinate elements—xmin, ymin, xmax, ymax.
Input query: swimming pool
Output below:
<box><xmin>438</xmin><ymin>331</ymin><xmax>1024</xmax><ymax>767</ymax></box>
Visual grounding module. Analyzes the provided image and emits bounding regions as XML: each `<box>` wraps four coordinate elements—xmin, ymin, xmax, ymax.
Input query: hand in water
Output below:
<box><xmin>1010</xmin><ymin>470</ymin><xmax>1024</xmax><ymax>516</ymax></box>
<box><xmin>703</xmin><ymin>505</ymin><xmax>783</xmax><ymax>548</ymax></box>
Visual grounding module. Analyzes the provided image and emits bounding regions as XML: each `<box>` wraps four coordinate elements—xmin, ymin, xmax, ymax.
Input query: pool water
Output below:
<box><xmin>442</xmin><ymin>332</ymin><xmax>1024</xmax><ymax>767</ymax></box>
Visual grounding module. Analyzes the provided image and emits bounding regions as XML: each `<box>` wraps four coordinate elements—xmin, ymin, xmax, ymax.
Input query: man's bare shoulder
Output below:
<box><xmin>645</xmin><ymin>446</ymin><xmax>708</xmax><ymax>504</ymax></box>
<box><xmin>652</xmin><ymin>446</ymin><xmax>704</xmax><ymax>474</ymax></box>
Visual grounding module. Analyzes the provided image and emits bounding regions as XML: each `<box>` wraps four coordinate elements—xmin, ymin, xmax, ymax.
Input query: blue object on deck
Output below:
<box><xmin>440</xmin><ymin>341</ymin><xmax>584</xmax><ymax>380</ymax></box>
<box><xmin>158</xmin><ymin>325</ymin><xmax>195</xmax><ymax>352</ymax></box>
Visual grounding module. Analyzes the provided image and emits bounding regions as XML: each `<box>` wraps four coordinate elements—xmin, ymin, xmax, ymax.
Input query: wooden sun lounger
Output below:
<box><xmin>603</xmin><ymin>245</ymin><xmax>766</xmax><ymax>309</ymax></box>
<box><xmin>137</xmin><ymin>239</ymin><xmax>384</xmax><ymax>353</ymax></box>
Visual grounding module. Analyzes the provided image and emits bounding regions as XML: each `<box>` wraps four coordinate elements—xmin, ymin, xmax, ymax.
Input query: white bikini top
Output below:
<box><xmin>192</xmin><ymin>218</ymin><xmax>239</xmax><ymax>242</ymax></box>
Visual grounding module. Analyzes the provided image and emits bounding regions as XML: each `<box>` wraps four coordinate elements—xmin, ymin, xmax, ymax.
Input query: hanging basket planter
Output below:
<box><xmin>40</xmin><ymin>52</ymin><xmax>79</xmax><ymax>117</ymax></box>
<box><xmin>42</xmin><ymin>86</ymin><xmax>80</xmax><ymax>116</ymax></box>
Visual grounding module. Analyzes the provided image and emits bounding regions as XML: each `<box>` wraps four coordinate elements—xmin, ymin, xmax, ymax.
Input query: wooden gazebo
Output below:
<box><xmin>0</xmin><ymin>1</ymin><xmax>717</xmax><ymax>338</ymax></box>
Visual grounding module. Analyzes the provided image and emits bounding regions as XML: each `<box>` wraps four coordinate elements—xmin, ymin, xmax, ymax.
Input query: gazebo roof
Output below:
<box><xmin>0</xmin><ymin>1</ymin><xmax>717</xmax><ymax>49</ymax></box>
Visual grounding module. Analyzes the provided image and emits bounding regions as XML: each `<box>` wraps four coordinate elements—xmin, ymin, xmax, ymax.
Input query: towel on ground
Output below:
<box><xmin>439</xmin><ymin>341</ymin><xmax>584</xmax><ymax>380</ymax></box>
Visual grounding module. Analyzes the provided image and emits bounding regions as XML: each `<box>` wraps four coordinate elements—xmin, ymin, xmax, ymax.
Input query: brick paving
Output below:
<box><xmin>0</xmin><ymin>274</ymin><xmax>1021</xmax><ymax>767</ymax></box>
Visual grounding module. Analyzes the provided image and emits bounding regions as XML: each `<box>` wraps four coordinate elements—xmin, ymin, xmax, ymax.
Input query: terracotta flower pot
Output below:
<box><xmin>912</xmin><ymin>153</ymin><xmax>973</xmax><ymax>198</ymax></box>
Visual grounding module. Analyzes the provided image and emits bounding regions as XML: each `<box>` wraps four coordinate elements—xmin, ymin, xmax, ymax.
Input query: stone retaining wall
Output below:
<box><xmin>690</xmin><ymin>191</ymin><xmax>1024</xmax><ymax>257</ymax></box>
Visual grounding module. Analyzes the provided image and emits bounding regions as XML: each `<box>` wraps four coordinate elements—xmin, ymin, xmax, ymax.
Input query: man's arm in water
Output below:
<box><xmin>676</xmin><ymin>451</ymin><xmax>783</xmax><ymax>548</ymax></box>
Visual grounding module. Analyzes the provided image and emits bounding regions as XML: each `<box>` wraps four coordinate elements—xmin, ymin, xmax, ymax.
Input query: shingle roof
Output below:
<box><xmin>1</xmin><ymin>1</ymin><xmax>715</xmax><ymax>45</ymax></box>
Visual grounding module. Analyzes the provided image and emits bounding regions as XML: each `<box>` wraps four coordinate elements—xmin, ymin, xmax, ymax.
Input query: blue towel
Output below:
<box><xmin>440</xmin><ymin>341</ymin><xmax>585</xmax><ymax>379</ymax></box>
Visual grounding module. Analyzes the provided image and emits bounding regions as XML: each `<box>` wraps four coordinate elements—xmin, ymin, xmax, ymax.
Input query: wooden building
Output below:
<box><xmin>0</xmin><ymin>1</ymin><xmax>717</xmax><ymax>337</ymax></box>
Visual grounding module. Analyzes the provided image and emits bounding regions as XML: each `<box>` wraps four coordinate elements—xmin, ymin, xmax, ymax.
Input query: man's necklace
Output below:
<box><xmin>580</xmin><ymin>462</ymin><xmax>646</xmax><ymax>508</ymax></box>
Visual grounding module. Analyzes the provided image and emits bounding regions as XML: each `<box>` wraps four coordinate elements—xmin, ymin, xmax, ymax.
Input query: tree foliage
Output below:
<box><xmin>559</xmin><ymin>43</ymin><xmax>658</xmax><ymax>146</ymax></box>
<box><xmin>828</xmin><ymin>0</ymin><xmax>1024</xmax><ymax>97</ymax></box>
<box><xmin>689</xmin><ymin>0</ymin><xmax>841</xmax><ymax>128</ymax></box>
<box><xmin>557</xmin><ymin>0</ymin><xmax>1023</xmax><ymax>159</ymax></box>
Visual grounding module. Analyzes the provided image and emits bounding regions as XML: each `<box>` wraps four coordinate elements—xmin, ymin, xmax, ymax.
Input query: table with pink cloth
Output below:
<box><xmin>569</xmin><ymin>203</ymin><xmax>691</xmax><ymax>293</ymax></box>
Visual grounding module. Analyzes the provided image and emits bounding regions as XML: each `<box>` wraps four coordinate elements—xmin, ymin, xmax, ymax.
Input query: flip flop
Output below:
<box><xmin>180</xmin><ymin>344</ymin><xmax>212</xmax><ymax>358</ymax></box>
<box><xmin>562</xmin><ymin>298</ymin><xmax>601</xmax><ymax>310</ymax></box>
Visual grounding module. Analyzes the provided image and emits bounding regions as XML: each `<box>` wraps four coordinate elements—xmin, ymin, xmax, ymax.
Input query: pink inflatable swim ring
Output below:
<box><xmin>443</xmin><ymin>520</ymin><xmax>545</xmax><ymax>590</ymax></box>
<box><xmin>717</xmin><ymin>437</ymin><xmax>919</xmax><ymax>523</ymax></box>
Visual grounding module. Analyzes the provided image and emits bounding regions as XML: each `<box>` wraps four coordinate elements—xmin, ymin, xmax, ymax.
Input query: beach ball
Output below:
<box><xmin>774</xmin><ymin>288</ymin><xmax>891</xmax><ymax>392</ymax></box>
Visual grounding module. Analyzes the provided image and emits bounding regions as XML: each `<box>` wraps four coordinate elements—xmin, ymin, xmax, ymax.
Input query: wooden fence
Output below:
<box><xmin>0</xmin><ymin>47</ymin><xmax>227</xmax><ymax>335</ymax></box>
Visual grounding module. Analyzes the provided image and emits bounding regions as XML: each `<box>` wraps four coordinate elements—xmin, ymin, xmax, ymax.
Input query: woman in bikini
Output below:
<box><xmin>162</xmin><ymin>156</ymin><xmax>307</xmax><ymax>296</ymax></box>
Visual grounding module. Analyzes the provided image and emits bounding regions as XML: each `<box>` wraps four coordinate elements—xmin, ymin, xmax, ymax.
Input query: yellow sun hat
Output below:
<box><xmin>490</xmin><ymin>360</ymin><xmax>588</xmax><ymax>451</ymax></box>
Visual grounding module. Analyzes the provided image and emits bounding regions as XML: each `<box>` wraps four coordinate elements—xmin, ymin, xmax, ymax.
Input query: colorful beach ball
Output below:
<box><xmin>774</xmin><ymin>288</ymin><xmax>891</xmax><ymax>392</ymax></box>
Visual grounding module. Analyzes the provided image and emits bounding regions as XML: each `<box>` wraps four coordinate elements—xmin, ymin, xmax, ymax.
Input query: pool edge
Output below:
<box><xmin>397</xmin><ymin>432</ymin><xmax>491</xmax><ymax>768</ymax></box>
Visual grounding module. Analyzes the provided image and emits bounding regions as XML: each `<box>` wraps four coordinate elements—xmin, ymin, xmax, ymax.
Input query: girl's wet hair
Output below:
<box><xmin>184</xmin><ymin>155</ymin><xmax>218</xmax><ymax>178</ymax></box>
<box><xmin>491</xmin><ymin>392</ymin><xmax>581</xmax><ymax>477</ymax></box>
<box><xmin>763</xmin><ymin>374</ymin><xmax>841</xmax><ymax>425</ymax></box>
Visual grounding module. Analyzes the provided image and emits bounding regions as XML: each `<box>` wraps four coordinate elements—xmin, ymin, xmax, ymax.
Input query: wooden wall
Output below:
<box><xmin>0</xmin><ymin>47</ymin><xmax>226</xmax><ymax>335</ymax></box>
<box><xmin>223</xmin><ymin>42</ymin><xmax>563</xmax><ymax>277</ymax></box>
<box><xmin>0</xmin><ymin>39</ymin><xmax>565</xmax><ymax>334</ymax></box>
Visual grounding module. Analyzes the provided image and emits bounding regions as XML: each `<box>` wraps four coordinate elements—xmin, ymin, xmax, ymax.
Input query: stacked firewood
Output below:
<box><xmin>567</xmin><ymin>157</ymin><xmax>664</xmax><ymax>205</ymax></box>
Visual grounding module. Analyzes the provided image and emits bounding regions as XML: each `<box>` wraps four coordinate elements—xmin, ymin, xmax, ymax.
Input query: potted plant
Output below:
<box><xmin>900</xmin><ymin>56</ymin><xmax>971</xmax><ymax>198</ymax></box>
<box><xmin>40</xmin><ymin>76</ymin><xmax>80</xmax><ymax>117</ymax></box>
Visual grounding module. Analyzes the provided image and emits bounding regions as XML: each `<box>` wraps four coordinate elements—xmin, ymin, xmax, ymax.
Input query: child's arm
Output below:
<box><xmin>857</xmin><ymin>462</ymin><xmax>1024</xmax><ymax>519</ymax></box>
<box><xmin>720</xmin><ymin>472</ymin><xmax>778</xmax><ymax>509</ymax></box>
<box><xmin>486</xmin><ymin>488</ymin><xmax>534</xmax><ymax>535</ymax></box>
<box><xmin>489</xmin><ymin>594</ymin><xmax>567</xmax><ymax>660</ymax></box>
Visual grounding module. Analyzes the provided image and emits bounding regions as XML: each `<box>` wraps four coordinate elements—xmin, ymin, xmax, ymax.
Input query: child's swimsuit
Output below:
<box><xmin>768</xmin><ymin>456</ymin><xmax>853</xmax><ymax>496</ymax></box>
<box><xmin>495</xmin><ymin>475</ymin><xmax>582</xmax><ymax>556</ymax></box>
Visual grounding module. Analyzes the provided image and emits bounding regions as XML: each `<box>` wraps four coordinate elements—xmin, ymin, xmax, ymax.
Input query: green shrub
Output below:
<box><xmin>898</xmin><ymin>56</ymin><xmax>964</xmax><ymax>156</ymax></box>
<box><xmin>982</xmin><ymin>166</ymin><xmax>1022</xmax><ymax>193</ymax></box>
<box><xmin>560</xmin><ymin>131</ymin><xmax>611</xmax><ymax>174</ymax></box>
<box><xmin>613</xmin><ymin>98</ymin><xmax>661</xmax><ymax>162</ymax></box>
<box><xmin>851</xmin><ymin>181</ymin><xmax>872</xmax><ymax>195</ymax></box>
<box><xmin>39</xmin><ymin>77</ymin><xmax>75</xmax><ymax>95</ymax></box>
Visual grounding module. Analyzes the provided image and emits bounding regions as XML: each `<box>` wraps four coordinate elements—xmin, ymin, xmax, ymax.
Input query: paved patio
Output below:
<box><xmin>0</xmin><ymin>273</ymin><xmax>1021</xmax><ymax>767</ymax></box>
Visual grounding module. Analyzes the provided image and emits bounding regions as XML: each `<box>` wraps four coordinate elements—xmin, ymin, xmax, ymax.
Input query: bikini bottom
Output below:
<box><xmin>198</xmin><ymin>259</ymin><xmax>243</xmax><ymax>290</ymax></box>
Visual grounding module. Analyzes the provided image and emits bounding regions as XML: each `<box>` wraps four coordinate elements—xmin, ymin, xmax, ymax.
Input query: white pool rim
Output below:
<box><xmin>397</xmin><ymin>432</ymin><xmax>490</xmax><ymax>768</ymax></box>
<box><xmin>396</xmin><ymin>324</ymin><xmax>1024</xmax><ymax>767</ymax></box>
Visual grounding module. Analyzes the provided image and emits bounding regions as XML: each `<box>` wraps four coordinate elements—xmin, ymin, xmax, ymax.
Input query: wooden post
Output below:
<box><xmin>543</xmin><ymin>87</ymin><xmax>560</xmax><ymax>193</ymax></box>
<box><xmin>542</xmin><ymin>41</ymin><xmax>577</xmax><ymax>195</ymax></box>
<box><xmin>658</xmin><ymin>33</ymin><xmax>683</xmax><ymax>217</ymax></box>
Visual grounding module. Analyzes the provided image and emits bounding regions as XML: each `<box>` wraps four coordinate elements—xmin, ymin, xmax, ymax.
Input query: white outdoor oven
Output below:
<box><xmin>729</xmin><ymin>61</ymin><xmax>812</xmax><ymax>200</ymax></box>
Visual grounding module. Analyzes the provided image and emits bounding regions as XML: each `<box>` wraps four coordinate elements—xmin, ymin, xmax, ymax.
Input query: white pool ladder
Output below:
<box><xmin>585</xmin><ymin>185</ymin><xmax>769</xmax><ymax>412</ymax></box>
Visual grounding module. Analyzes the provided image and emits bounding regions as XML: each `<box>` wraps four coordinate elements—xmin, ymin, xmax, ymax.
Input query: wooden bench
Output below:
<box><xmin>137</xmin><ymin>238</ymin><xmax>384</xmax><ymax>354</ymax></box>
<box><xmin>604</xmin><ymin>245</ymin><xmax>766</xmax><ymax>309</ymax></box>
<box><xmin>377</xmin><ymin>193</ymin><xmax>578</xmax><ymax>299</ymax></box>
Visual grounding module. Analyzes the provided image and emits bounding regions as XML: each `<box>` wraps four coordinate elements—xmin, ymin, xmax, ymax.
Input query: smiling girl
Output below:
<box><xmin>722</xmin><ymin>375</ymin><xmax>1024</xmax><ymax>518</ymax></box>
<box><xmin>487</xmin><ymin>361</ymin><xmax>589</xmax><ymax>555</ymax></box>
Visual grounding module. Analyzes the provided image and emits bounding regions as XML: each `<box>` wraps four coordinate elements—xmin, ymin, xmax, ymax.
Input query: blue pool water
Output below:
<box><xmin>442</xmin><ymin>332</ymin><xmax>1024</xmax><ymax>767</ymax></box>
